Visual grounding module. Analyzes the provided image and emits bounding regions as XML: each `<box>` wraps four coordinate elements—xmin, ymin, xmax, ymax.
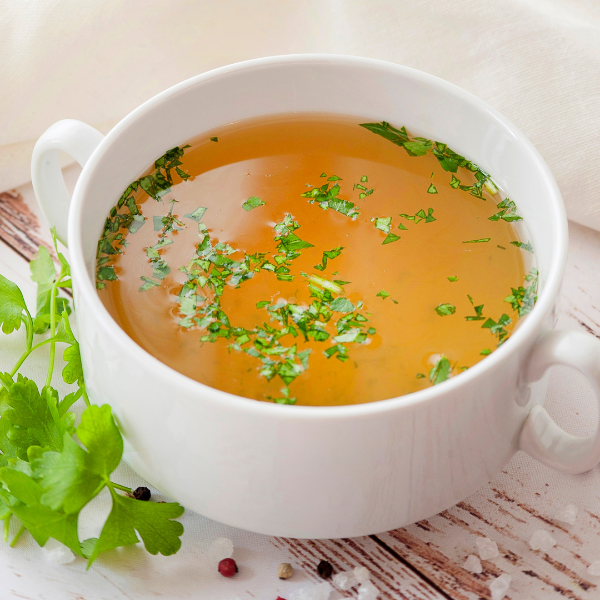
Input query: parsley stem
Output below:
<box><xmin>111</xmin><ymin>482</ymin><xmax>132</xmax><ymax>493</ymax></box>
<box><xmin>2</xmin><ymin>516</ymin><xmax>10</xmax><ymax>543</ymax></box>
<box><xmin>23</xmin><ymin>309</ymin><xmax>33</xmax><ymax>351</ymax></box>
<box><xmin>81</xmin><ymin>384</ymin><xmax>91</xmax><ymax>407</ymax></box>
<box><xmin>9</xmin><ymin>525</ymin><xmax>25</xmax><ymax>548</ymax></box>
<box><xmin>45</xmin><ymin>270</ymin><xmax>66</xmax><ymax>388</ymax></box>
<box><xmin>9</xmin><ymin>338</ymin><xmax>56</xmax><ymax>379</ymax></box>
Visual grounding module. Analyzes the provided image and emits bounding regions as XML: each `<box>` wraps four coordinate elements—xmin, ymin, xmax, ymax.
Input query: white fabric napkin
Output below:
<box><xmin>1</xmin><ymin>0</ymin><xmax>599</xmax><ymax>229</ymax></box>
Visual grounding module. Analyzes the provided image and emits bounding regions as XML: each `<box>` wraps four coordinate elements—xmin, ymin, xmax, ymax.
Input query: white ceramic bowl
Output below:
<box><xmin>32</xmin><ymin>55</ymin><xmax>600</xmax><ymax>538</ymax></box>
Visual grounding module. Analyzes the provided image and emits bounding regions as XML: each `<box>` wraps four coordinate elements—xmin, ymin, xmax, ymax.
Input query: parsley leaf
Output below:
<box><xmin>314</xmin><ymin>247</ymin><xmax>344</xmax><ymax>272</ymax></box>
<box><xmin>447</xmin><ymin>276</ymin><xmax>458</xmax><ymax>282</ymax></box>
<box><xmin>383</xmin><ymin>233</ymin><xmax>401</xmax><ymax>244</ymax></box>
<box><xmin>510</xmin><ymin>240</ymin><xmax>534</xmax><ymax>253</ymax></box>
<box><xmin>463</xmin><ymin>238</ymin><xmax>491</xmax><ymax>244</ymax></box>
<box><xmin>427</xmin><ymin>183</ymin><xmax>438</xmax><ymax>194</ymax></box>
<box><xmin>242</xmin><ymin>196</ymin><xmax>265</xmax><ymax>211</ymax></box>
<box><xmin>376</xmin><ymin>290</ymin><xmax>390</xmax><ymax>299</ymax></box>
<box><xmin>435</xmin><ymin>303</ymin><xmax>456</xmax><ymax>316</ymax></box>
<box><xmin>430</xmin><ymin>356</ymin><xmax>451</xmax><ymax>385</ymax></box>
<box><xmin>0</xmin><ymin>273</ymin><xmax>31</xmax><ymax>335</ymax></box>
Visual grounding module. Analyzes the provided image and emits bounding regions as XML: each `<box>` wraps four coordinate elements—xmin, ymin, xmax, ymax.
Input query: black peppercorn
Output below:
<box><xmin>317</xmin><ymin>560</ymin><xmax>333</xmax><ymax>579</ymax></box>
<box><xmin>132</xmin><ymin>486</ymin><xmax>151</xmax><ymax>501</ymax></box>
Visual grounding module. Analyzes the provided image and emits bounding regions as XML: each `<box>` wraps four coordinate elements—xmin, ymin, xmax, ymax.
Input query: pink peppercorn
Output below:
<box><xmin>218</xmin><ymin>558</ymin><xmax>238</xmax><ymax>577</ymax></box>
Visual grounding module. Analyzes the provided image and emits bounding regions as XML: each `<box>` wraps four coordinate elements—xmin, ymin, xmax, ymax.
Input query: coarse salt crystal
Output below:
<box><xmin>489</xmin><ymin>574</ymin><xmax>511</xmax><ymax>600</ymax></box>
<box><xmin>476</xmin><ymin>537</ymin><xmax>499</xmax><ymax>560</ymax></box>
<box><xmin>463</xmin><ymin>554</ymin><xmax>482</xmax><ymax>574</ymax></box>
<box><xmin>555</xmin><ymin>504</ymin><xmax>578</xmax><ymax>525</ymax></box>
<box><xmin>588</xmin><ymin>560</ymin><xmax>600</xmax><ymax>576</ymax></box>
<box><xmin>42</xmin><ymin>539</ymin><xmax>76</xmax><ymax>564</ymax></box>
<box><xmin>354</xmin><ymin>566</ymin><xmax>371</xmax><ymax>583</ymax></box>
<box><xmin>357</xmin><ymin>580</ymin><xmax>380</xmax><ymax>600</ymax></box>
<box><xmin>529</xmin><ymin>530</ymin><xmax>556</xmax><ymax>552</ymax></box>
<box><xmin>209</xmin><ymin>537</ymin><xmax>234</xmax><ymax>563</ymax></box>
<box><xmin>289</xmin><ymin>582</ymin><xmax>334</xmax><ymax>600</ymax></box>
<box><xmin>332</xmin><ymin>570</ymin><xmax>358</xmax><ymax>590</ymax></box>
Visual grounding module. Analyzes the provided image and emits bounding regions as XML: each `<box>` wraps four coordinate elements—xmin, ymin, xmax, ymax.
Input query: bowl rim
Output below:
<box><xmin>68</xmin><ymin>53</ymin><xmax>568</xmax><ymax>419</ymax></box>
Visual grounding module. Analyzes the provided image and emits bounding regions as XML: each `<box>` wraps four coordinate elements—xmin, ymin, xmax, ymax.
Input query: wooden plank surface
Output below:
<box><xmin>2</xmin><ymin>167</ymin><xmax>600</xmax><ymax>599</ymax></box>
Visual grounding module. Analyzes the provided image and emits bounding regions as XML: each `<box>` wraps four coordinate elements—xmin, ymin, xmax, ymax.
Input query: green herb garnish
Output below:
<box><xmin>314</xmin><ymin>247</ymin><xmax>344</xmax><ymax>272</ymax></box>
<box><xmin>382</xmin><ymin>233</ymin><xmax>401</xmax><ymax>244</ymax></box>
<box><xmin>399</xmin><ymin>208</ymin><xmax>435</xmax><ymax>224</ymax></box>
<box><xmin>210</xmin><ymin>137</ymin><xmax>218</xmax><ymax>142</ymax></box>
<box><xmin>242</xmin><ymin>196</ymin><xmax>265</xmax><ymax>211</ymax></box>
<box><xmin>427</xmin><ymin>183</ymin><xmax>438</xmax><ymax>194</ymax></box>
<box><xmin>463</xmin><ymin>238</ymin><xmax>491</xmax><ymax>244</ymax></box>
<box><xmin>430</xmin><ymin>356</ymin><xmax>451</xmax><ymax>385</ymax></box>
<box><xmin>510</xmin><ymin>241</ymin><xmax>534</xmax><ymax>253</ymax></box>
<box><xmin>376</xmin><ymin>290</ymin><xmax>390</xmax><ymax>299</ymax></box>
<box><xmin>482</xmin><ymin>314</ymin><xmax>511</xmax><ymax>343</ymax></box>
<box><xmin>447</xmin><ymin>276</ymin><xmax>458</xmax><ymax>282</ymax></box>
<box><xmin>435</xmin><ymin>303</ymin><xmax>456</xmax><ymax>316</ymax></box>
<box><xmin>488</xmin><ymin>199</ymin><xmax>522</xmax><ymax>222</ymax></box>
<box><xmin>480</xmin><ymin>348</ymin><xmax>491</xmax><ymax>355</ymax></box>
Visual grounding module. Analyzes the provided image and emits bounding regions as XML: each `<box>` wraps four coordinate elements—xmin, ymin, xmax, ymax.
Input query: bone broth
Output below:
<box><xmin>96</xmin><ymin>115</ymin><xmax>537</xmax><ymax>406</ymax></box>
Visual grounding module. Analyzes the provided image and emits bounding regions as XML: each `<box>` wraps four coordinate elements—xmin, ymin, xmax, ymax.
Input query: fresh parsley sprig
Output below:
<box><xmin>0</xmin><ymin>230</ymin><xmax>184</xmax><ymax>566</ymax></box>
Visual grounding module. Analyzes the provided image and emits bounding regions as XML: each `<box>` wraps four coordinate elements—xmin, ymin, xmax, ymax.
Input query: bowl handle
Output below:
<box><xmin>520</xmin><ymin>329</ymin><xmax>600</xmax><ymax>473</ymax></box>
<box><xmin>31</xmin><ymin>119</ymin><xmax>104</xmax><ymax>246</ymax></box>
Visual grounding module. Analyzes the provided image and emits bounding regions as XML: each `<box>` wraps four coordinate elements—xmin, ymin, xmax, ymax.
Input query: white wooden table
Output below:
<box><xmin>1</xmin><ymin>165</ymin><xmax>600</xmax><ymax>599</ymax></box>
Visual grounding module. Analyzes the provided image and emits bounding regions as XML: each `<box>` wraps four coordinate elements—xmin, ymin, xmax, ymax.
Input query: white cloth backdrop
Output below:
<box><xmin>1</xmin><ymin>0</ymin><xmax>599</xmax><ymax>229</ymax></box>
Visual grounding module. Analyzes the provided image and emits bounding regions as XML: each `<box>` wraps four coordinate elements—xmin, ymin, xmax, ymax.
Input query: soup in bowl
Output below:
<box><xmin>31</xmin><ymin>55</ymin><xmax>600</xmax><ymax>538</ymax></box>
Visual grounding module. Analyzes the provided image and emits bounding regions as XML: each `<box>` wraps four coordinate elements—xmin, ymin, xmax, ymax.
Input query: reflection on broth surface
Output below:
<box><xmin>96</xmin><ymin>115</ymin><xmax>536</xmax><ymax>406</ymax></box>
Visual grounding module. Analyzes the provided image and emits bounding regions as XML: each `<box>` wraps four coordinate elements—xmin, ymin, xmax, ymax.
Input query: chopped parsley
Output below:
<box><xmin>242</xmin><ymin>196</ymin><xmax>265</xmax><ymax>211</ymax></box>
<box><xmin>435</xmin><ymin>303</ymin><xmax>456</xmax><ymax>316</ymax></box>
<box><xmin>430</xmin><ymin>356</ymin><xmax>451</xmax><ymax>385</ymax></box>
<box><xmin>427</xmin><ymin>183</ymin><xmax>438</xmax><ymax>194</ymax></box>
<box><xmin>210</xmin><ymin>137</ymin><xmax>218</xmax><ymax>142</ymax></box>
<box><xmin>399</xmin><ymin>208</ymin><xmax>435</xmax><ymax>224</ymax></box>
<box><xmin>373</xmin><ymin>217</ymin><xmax>392</xmax><ymax>234</ymax></box>
<box><xmin>96</xmin><ymin>145</ymin><xmax>191</xmax><ymax>287</ymax></box>
<box><xmin>314</xmin><ymin>246</ymin><xmax>344</xmax><ymax>271</ymax></box>
<box><xmin>382</xmin><ymin>233</ymin><xmax>401</xmax><ymax>244</ymax></box>
<box><xmin>505</xmin><ymin>269</ymin><xmax>538</xmax><ymax>316</ymax></box>
<box><xmin>488</xmin><ymin>198</ymin><xmax>522</xmax><ymax>222</ymax></box>
<box><xmin>510</xmin><ymin>240</ymin><xmax>534</xmax><ymax>253</ymax></box>
<box><xmin>360</xmin><ymin>121</ymin><xmax>495</xmax><ymax>200</ymax></box>
<box><xmin>447</xmin><ymin>276</ymin><xmax>458</xmax><ymax>282</ymax></box>
<box><xmin>480</xmin><ymin>348</ymin><xmax>491</xmax><ymax>355</ymax></box>
<box><xmin>482</xmin><ymin>314</ymin><xmax>511</xmax><ymax>343</ymax></box>
<box><xmin>376</xmin><ymin>290</ymin><xmax>390</xmax><ymax>299</ymax></box>
<box><xmin>463</xmin><ymin>238</ymin><xmax>491</xmax><ymax>244</ymax></box>
<box><xmin>301</xmin><ymin>180</ymin><xmax>359</xmax><ymax>219</ymax></box>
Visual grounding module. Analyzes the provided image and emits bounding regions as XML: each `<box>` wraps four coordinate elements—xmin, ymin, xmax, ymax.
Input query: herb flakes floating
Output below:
<box><xmin>242</xmin><ymin>196</ymin><xmax>265</xmax><ymax>211</ymax></box>
<box><xmin>480</xmin><ymin>348</ymin><xmax>491</xmax><ymax>355</ymax></box>
<box><xmin>360</xmin><ymin>121</ymin><xmax>495</xmax><ymax>200</ymax></box>
<box><xmin>376</xmin><ymin>290</ymin><xmax>390</xmax><ymax>299</ymax></box>
<box><xmin>399</xmin><ymin>208</ymin><xmax>436</xmax><ymax>224</ymax></box>
<box><xmin>210</xmin><ymin>137</ymin><xmax>218</xmax><ymax>142</ymax></box>
<box><xmin>482</xmin><ymin>313</ymin><xmax>512</xmax><ymax>343</ymax></box>
<box><xmin>463</xmin><ymin>238</ymin><xmax>491</xmax><ymax>244</ymax></box>
<box><xmin>314</xmin><ymin>246</ymin><xmax>344</xmax><ymax>272</ymax></box>
<box><xmin>430</xmin><ymin>356</ymin><xmax>451</xmax><ymax>384</ymax></box>
<box><xmin>505</xmin><ymin>269</ymin><xmax>538</xmax><ymax>316</ymax></box>
<box><xmin>382</xmin><ymin>233</ymin><xmax>401</xmax><ymax>244</ymax></box>
<box><xmin>448</xmin><ymin>276</ymin><xmax>458</xmax><ymax>282</ymax></box>
<box><xmin>510</xmin><ymin>240</ymin><xmax>534</xmax><ymax>253</ymax></box>
<box><xmin>435</xmin><ymin>303</ymin><xmax>456</xmax><ymax>316</ymax></box>
<box><xmin>302</xmin><ymin>179</ymin><xmax>360</xmax><ymax>219</ymax></box>
<box><xmin>488</xmin><ymin>199</ymin><xmax>522</xmax><ymax>223</ymax></box>
<box><xmin>427</xmin><ymin>183</ymin><xmax>438</xmax><ymax>194</ymax></box>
